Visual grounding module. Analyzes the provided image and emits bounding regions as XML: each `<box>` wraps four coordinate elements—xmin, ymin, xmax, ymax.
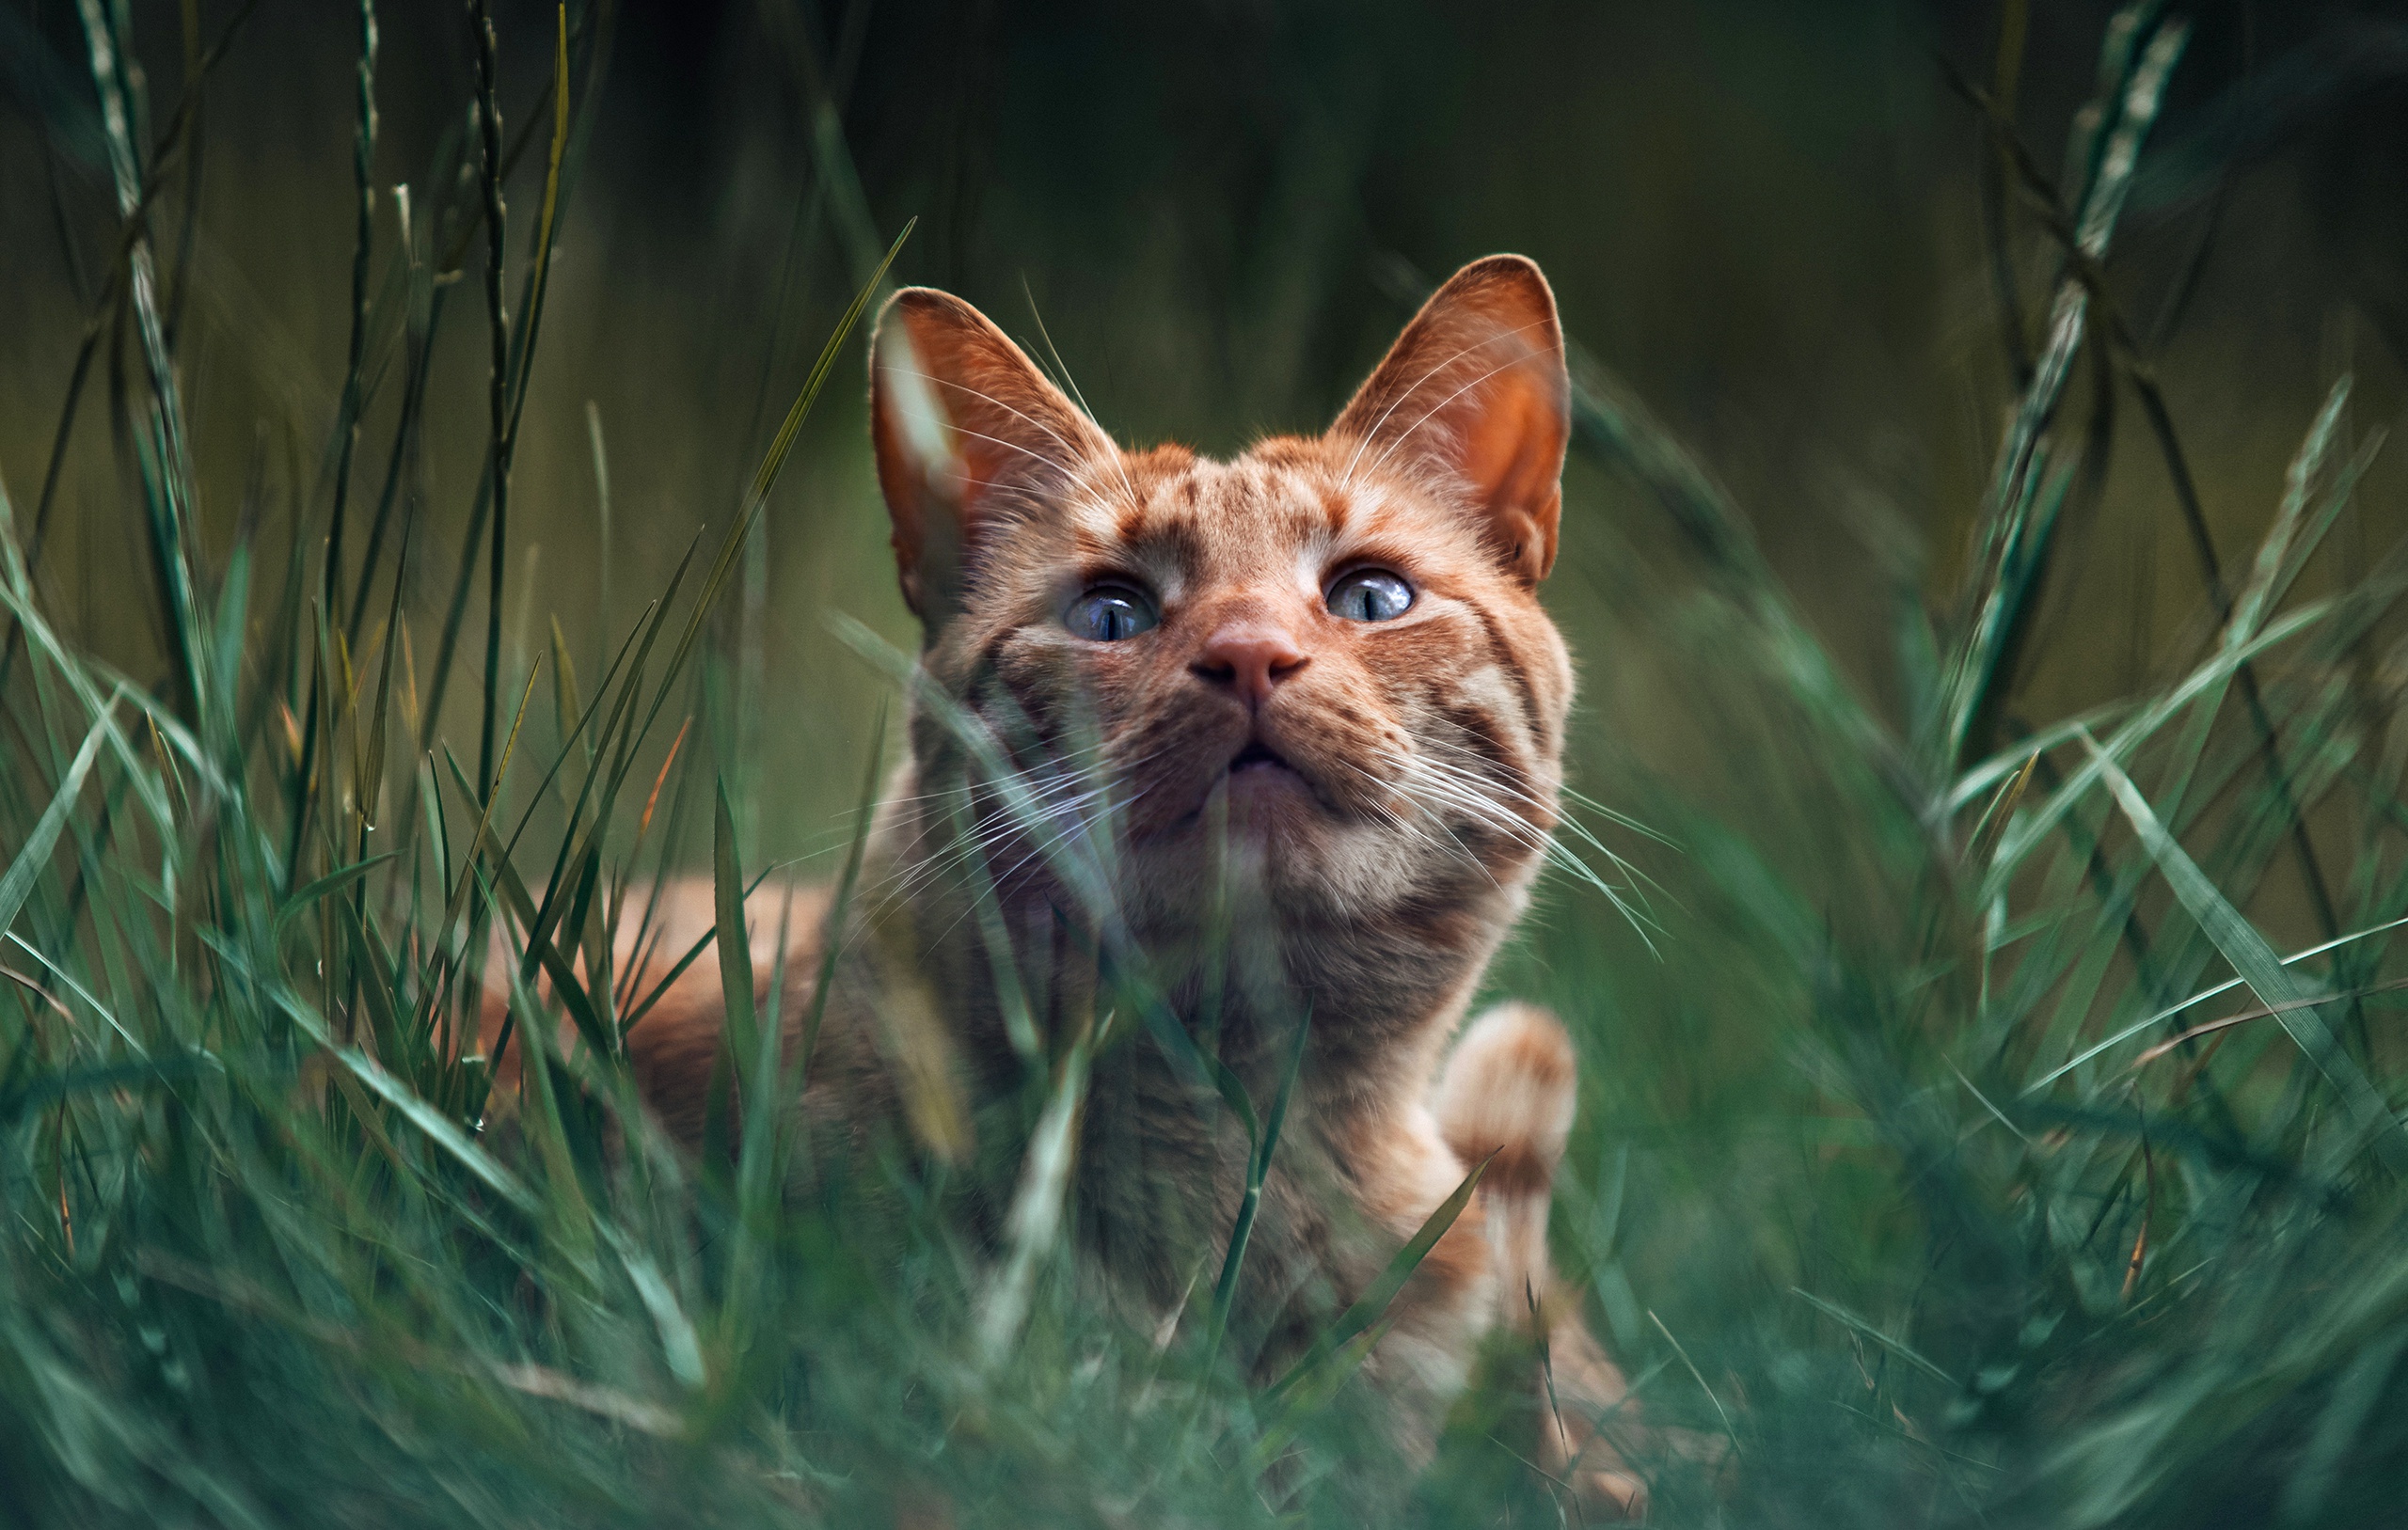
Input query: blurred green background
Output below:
<box><xmin>12</xmin><ymin>0</ymin><xmax>2407</xmax><ymax>846</ymax></box>
<box><xmin>11</xmin><ymin>7</ymin><xmax>2408</xmax><ymax>1514</ymax></box>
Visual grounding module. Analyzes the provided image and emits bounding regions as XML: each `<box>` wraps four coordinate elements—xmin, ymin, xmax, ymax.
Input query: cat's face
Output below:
<box><xmin>869</xmin><ymin>258</ymin><xmax>1574</xmax><ymax>935</ymax></box>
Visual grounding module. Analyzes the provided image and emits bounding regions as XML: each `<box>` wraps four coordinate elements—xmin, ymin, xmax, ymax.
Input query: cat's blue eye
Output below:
<box><xmin>1326</xmin><ymin>568</ymin><xmax>1414</xmax><ymax>623</ymax></box>
<box><xmin>1065</xmin><ymin>585</ymin><xmax>1159</xmax><ymax>642</ymax></box>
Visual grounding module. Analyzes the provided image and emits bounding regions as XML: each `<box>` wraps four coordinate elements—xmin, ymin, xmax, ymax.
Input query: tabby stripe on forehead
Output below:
<box><xmin>1459</xmin><ymin>600</ymin><xmax>1549</xmax><ymax>757</ymax></box>
<box><xmin>1114</xmin><ymin>498</ymin><xmax>1149</xmax><ymax>544</ymax></box>
<box><xmin>1318</xmin><ymin>485</ymin><xmax>1352</xmax><ymax>537</ymax></box>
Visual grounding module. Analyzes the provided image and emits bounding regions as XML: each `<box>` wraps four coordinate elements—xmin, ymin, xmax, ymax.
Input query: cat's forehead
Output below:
<box><xmin>1058</xmin><ymin>437</ymin><xmax>1421</xmax><ymax>576</ymax></box>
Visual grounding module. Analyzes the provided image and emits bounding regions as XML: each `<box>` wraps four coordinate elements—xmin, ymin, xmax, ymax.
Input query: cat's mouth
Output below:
<box><xmin>1149</xmin><ymin>731</ymin><xmax>1343</xmax><ymax>839</ymax></box>
<box><xmin>1228</xmin><ymin>740</ymin><xmax>1294</xmax><ymax>775</ymax></box>
<box><xmin>1151</xmin><ymin>733</ymin><xmax>1328</xmax><ymax>833</ymax></box>
<box><xmin>1218</xmin><ymin>733</ymin><xmax>1333</xmax><ymax>819</ymax></box>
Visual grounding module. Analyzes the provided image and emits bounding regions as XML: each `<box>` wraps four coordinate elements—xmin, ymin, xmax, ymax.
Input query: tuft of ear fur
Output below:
<box><xmin>868</xmin><ymin>289</ymin><xmax>1115</xmax><ymax>626</ymax></box>
<box><xmin>1333</xmin><ymin>255</ymin><xmax>1569</xmax><ymax>585</ymax></box>
<box><xmin>1433</xmin><ymin>1000</ymin><xmax>1576</xmax><ymax>1328</ymax></box>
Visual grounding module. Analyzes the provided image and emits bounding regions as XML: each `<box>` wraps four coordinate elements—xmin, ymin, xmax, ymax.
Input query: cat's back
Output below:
<box><xmin>478</xmin><ymin>876</ymin><xmax>835</xmax><ymax>1148</ymax></box>
<box><xmin>614</xmin><ymin>875</ymin><xmax>832</xmax><ymax>1148</ymax></box>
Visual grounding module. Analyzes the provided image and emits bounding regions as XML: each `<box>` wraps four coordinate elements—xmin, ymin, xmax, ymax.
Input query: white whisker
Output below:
<box><xmin>1363</xmin><ymin>349</ymin><xmax>1543</xmax><ymax>485</ymax></box>
<box><xmin>918</xmin><ymin>781</ymin><xmax>1159</xmax><ymax>954</ymax></box>
<box><xmin>1019</xmin><ymin>280</ymin><xmax>1142</xmax><ymax>513</ymax></box>
<box><xmin>1335</xmin><ymin>759</ymin><xmax>1502</xmax><ymax>891</ymax></box>
<box><xmin>1337</xmin><ymin>318</ymin><xmax>1554</xmax><ymax>490</ymax></box>
<box><xmin>867</xmin><ymin>735</ymin><xmax>1169</xmax><ymax>921</ymax></box>
<box><xmin>1370</xmin><ymin>744</ymin><xmax>1661</xmax><ymax>951</ymax></box>
<box><xmin>1411</xmin><ymin>738</ymin><xmax>1664</xmax><ymax>899</ymax></box>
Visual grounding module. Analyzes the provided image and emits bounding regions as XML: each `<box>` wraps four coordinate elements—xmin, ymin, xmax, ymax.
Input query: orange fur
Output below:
<box><xmin>507</xmin><ymin>256</ymin><xmax>1644</xmax><ymax>1516</ymax></box>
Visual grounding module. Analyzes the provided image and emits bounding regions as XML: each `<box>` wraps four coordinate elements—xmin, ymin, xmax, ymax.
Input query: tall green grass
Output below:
<box><xmin>6</xmin><ymin>1</ymin><xmax>2408</xmax><ymax>1523</ymax></box>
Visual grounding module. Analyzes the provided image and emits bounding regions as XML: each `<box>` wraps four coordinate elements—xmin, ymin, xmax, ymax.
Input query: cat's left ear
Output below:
<box><xmin>870</xmin><ymin>289</ymin><xmax>1114</xmax><ymax>629</ymax></box>
<box><xmin>1333</xmin><ymin>255</ymin><xmax>1569</xmax><ymax>585</ymax></box>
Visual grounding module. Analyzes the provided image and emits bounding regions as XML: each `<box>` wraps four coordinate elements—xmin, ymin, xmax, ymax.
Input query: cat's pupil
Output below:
<box><xmin>1328</xmin><ymin>569</ymin><xmax>1413</xmax><ymax>622</ymax></box>
<box><xmin>1067</xmin><ymin>587</ymin><xmax>1157</xmax><ymax>642</ymax></box>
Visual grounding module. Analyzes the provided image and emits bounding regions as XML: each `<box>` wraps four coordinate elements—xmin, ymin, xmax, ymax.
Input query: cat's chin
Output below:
<box><xmin>1118</xmin><ymin>770</ymin><xmax>1392</xmax><ymax>923</ymax></box>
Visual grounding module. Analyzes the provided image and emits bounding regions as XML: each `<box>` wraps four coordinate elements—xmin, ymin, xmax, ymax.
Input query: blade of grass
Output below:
<box><xmin>974</xmin><ymin>1023</ymin><xmax>1096</xmax><ymax>1370</ymax></box>
<box><xmin>323</xmin><ymin>0</ymin><xmax>377</xmax><ymax>638</ymax></box>
<box><xmin>0</xmin><ymin>707</ymin><xmax>114</xmax><ymax>940</ymax></box>
<box><xmin>1941</xmin><ymin>12</ymin><xmax>2189</xmax><ymax>770</ymax></box>
<box><xmin>1651</xmin><ymin>1308</ymin><xmax>1742</xmax><ymax>1459</ymax></box>
<box><xmin>276</xmin><ymin>854</ymin><xmax>397</xmax><ymax>932</ymax></box>
<box><xmin>469</xmin><ymin>0</ymin><xmax>512</xmax><ymax>804</ymax></box>
<box><xmin>712</xmin><ymin>776</ymin><xmax>761</xmax><ymax>1112</ymax></box>
<box><xmin>2029</xmin><ymin>913</ymin><xmax>2408</xmax><ymax>1091</ymax></box>
<box><xmin>1792</xmin><ymin>1288</ymin><xmax>1956</xmax><ymax>1386</ymax></box>
<box><xmin>1264</xmin><ymin>1150</ymin><xmax>1492</xmax><ymax>1401</ymax></box>
<box><xmin>2083</xmin><ymin>733</ymin><xmax>2406</xmax><ymax>1175</ymax></box>
<box><xmin>1984</xmin><ymin>600</ymin><xmax>2330</xmax><ymax>898</ymax></box>
<box><xmin>799</xmin><ymin>702</ymin><xmax>884</xmax><ymax>1082</ymax></box>
<box><xmin>1205</xmin><ymin>1004</ymin><xmax>1311</xmax><ymax>1367</ymax></box>
<box><xmin>210</xmin><ymin>929</ymin><xmax>537</xmax><ymax>1215</ymax></box>
<box><xmin>1</xmin><ymin>0</ymin><xmax>268</xmax><ymax>695</ymax></box>
<box><xmin>500</xmin><ymin>6</ymin><xmax>571</xmax><ymax>455</ymax></box>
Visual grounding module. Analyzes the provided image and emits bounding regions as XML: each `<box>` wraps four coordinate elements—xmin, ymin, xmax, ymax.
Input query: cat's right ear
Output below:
<box><xmin>1332</xmin><ymin>256</ymin><xmax>1568</xmax><ymax>586</ymax></box>
<box><xmin>869</xmin><ymin>289</ymin><xmax>1112</xmax><ymax>631</ymax></box>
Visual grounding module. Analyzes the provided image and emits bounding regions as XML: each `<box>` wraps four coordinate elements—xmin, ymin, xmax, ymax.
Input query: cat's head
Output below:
<box><xmin>867</xmin><ymin>257</ymin><xmax>1575</xmax><ymax>939</ymax></box>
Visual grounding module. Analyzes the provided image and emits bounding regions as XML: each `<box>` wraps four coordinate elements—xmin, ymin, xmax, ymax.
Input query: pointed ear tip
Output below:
<box><xmin>877</xmin><ymin>286</ymin><xmax>983</xmax><ymax>338</ymax></box>
<box><xmin>1447</xmin><ymin>254</ymin><xmax>1560</xmax><ymax>325</ymax></box>
<box><xmin>872</xmin><ymin>290</ymin><xmax>987</xmax><ymax>390</ymax></box>
<box><xmin>1464</xmin><ymin>251</ymin><xmax>1546</xmax><ymax>280</ymax></box>
<box><xmin>1451</xmin><ymin>251</ymin><xmax>1548</xmax><ymax>288</ymax></box>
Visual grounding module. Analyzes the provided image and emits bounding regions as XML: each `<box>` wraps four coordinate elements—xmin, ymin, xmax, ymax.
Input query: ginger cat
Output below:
<box><xmin>579</xmin><ymin>256</ymin><xmax>1644</xmax><ymax>1514</ymax></box>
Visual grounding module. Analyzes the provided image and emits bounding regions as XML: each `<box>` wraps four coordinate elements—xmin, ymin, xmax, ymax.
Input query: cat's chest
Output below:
<box><xmin>1063</xmin><ymin>1063</ymin><xmax>1442</xmax><ymax>1332</ymax></box>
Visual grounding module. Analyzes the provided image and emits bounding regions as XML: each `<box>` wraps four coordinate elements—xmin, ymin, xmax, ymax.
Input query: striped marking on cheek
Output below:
<box><xmin>1432</xmin><ymin>695</ymin><xmax>1515</xmax><ymax>780</ymax></box>
<box><xmin>1459</xmin><ymin>599</ymin><xmax>1551</xmax><ymax>755</ymax></box>
<box><xmin>966</xmin><ymin>623</ymin><xmax>1022</xmax><ymax>701</ymax></box>
<box><xmin>1448</xmin><ymin>667</ymin><xmax>1535</xmax><ymax>766</ymax></box>
<box><xmin>985</xmin><ymin>638</ymin><xmax>1082</xmax><ymax>749</ymax></box>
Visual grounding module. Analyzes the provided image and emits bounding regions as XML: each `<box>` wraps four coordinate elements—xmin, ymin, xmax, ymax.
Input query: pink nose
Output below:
<box><xmin>1194</xmin><ymin>623</ymin><xmax>1308</xmax><ymax>707</ymax></box>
